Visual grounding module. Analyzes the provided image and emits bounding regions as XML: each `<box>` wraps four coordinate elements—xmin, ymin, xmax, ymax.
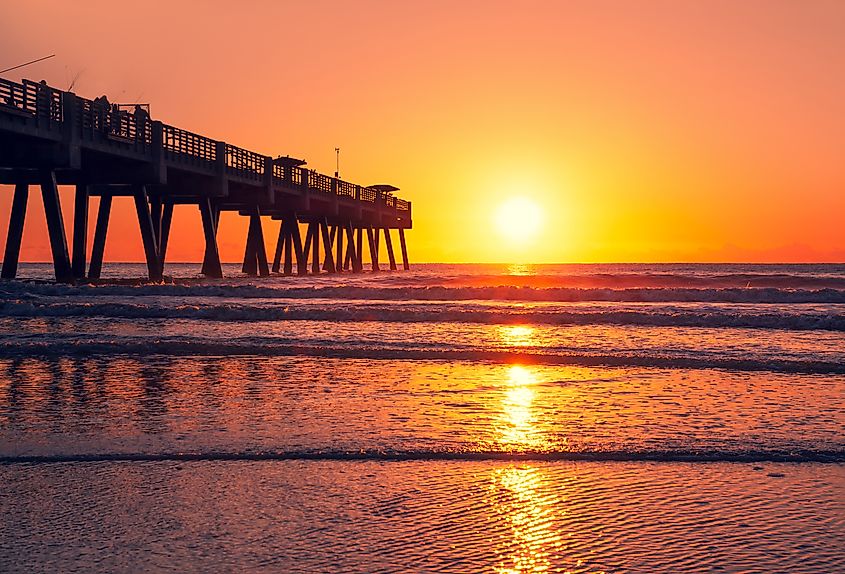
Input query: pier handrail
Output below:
<box><xmin>0</xmin><ymin>77</ymin><xmax>62</xmax><ymax>123</ymax></box>
<box><xmin>162</xmin><ymin>124</ymin><xmax>217</xmax><ymax>164</ymax></box>
<box><xmin>225</xmin><ymin>144</ymin><xmax>265</xmax><ymax>180</ymax></box>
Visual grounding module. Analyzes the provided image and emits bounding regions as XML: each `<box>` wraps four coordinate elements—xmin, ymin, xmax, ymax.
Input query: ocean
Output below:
<box><xmin>1</xmin><ymin>263</ymin><xmax>844</xmax><ymax>573</ymax></box>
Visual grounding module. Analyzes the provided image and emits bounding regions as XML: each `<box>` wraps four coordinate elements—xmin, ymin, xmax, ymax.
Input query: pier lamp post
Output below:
<box><xmin>335</xmin><ymin>147</ymin><xmax>340</xmax><ymax>178</ymax></box>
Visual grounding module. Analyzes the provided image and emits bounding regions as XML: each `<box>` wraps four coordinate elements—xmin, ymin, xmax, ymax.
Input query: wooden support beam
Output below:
<box><xmin>366</xmin><ymin>226</ymin><xmax>380</xmax><ymax>272</ymax></box>
<box><xmin>335</xmin><ymin>224</ymin><xmax>343</xmax><ymax>273</ymax></box>
<box><xmin>133</xmin><ymin>186</ymin><xmax>163</xmax><ymax>282</ymax></box>
<box><xmin>150</xmin><ymin>196</ymin><xmax>163</xmax><ymax>250</ymax></box>
<box><xmin>321</xmin><ymin>219</ymin><xmax>336</xmax><ymax>273</ymax></box>
<box><xmin>399</xmin><ymin>228</ymin><xmax>409</xmax><ymax>271</ymax></box>
<box><xmin>280</xmin><ymin>219</ymin><xmax>292</xmax><ymax>275</ymax></box>
<box><xmin>302</xmin><ymin>222</ymin><xmax>314</xmax><ymax>267</ymax></box>
<box><xmin>200</xmin><ymin>205</ymin><xmax>221</xmax><ymax>276</ymax></box>
<box><xmin>355</xmin><ymin>227</ymin><xmax>364</xmax><ymax>272</ymax></box>
<box><xmin>292</xmin><ymin>220</ymin><xmax>306</xmax><ymax>275</ymax></box>
<box><xmin>254</xmin><ymin>213</ymin><xmax>269</xmax><ymax>277</ymax></box>
<box><xmin>344</xmin><ymin>224</ymin><xmax>354</xmax><ymax>271</ymax></box>
<box><xmin>310</xmin><ymin>222</ymin><xmax>320</xmax><ymax>274</ymax></box>
<box><xmin>1</xmin><ymin>183</ymin><xmax>29</xmax><ymax>280</ymax></box>
<box><xmin>384</xmin><ymin>228</ymin><xmax>397</xmax><ymax>271</ymax></box>
<box><xmin>324</xmin><ymin>224</ymin><xmax>337</xmax><ymax>273</ymax></box>
<box><xmin>242</xmin><ymin>214</ymin><xmax>259</xmax><ymax>276</ymax></box>
<box><xmin>160</xmin><ymin>203</ymin><xmax>173</xmax><ymax>271</ymax></box>
<box><xmin>40</xmin><ymin>171</ymin><xmax>73</xmax><ymax>283</ymax></box>
<box><xmin>272</xmin><ymin>222</ymin><xmax>284</xmax><ymax>273</ymax></box>
<box><xmin>71</xmin><ymin>184</ymin><xmax>89</xmax><ymax>279</ymax></box>
<box><xmin>88</xmin><ymin>195</ymin><xmax>112</xmax><ymax>280</ymax></box>
<box><xmin>199</xmin><ymin>198</ymin><xmax>223</xmax><ymax>278</ymax></box>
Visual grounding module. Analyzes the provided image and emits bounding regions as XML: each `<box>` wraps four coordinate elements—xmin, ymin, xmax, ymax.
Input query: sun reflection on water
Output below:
<box><xmin>490</xmin><ymin>465</ymin><xmax>563</xmax><ymax>573</ymax></box>
<box><xmin>498</xmin><ymin>365</ymin><xmax>547</xmax><ymax>451</ymax></box>
<box><xmin>499</xmin><ymin>325</ymin><xmax>537</xmax><ymax>348</ymax></box>
<box><xmin>507</xmin><ymin>263</ymin><xmax>535</xmax><ymax>276</ymax></box>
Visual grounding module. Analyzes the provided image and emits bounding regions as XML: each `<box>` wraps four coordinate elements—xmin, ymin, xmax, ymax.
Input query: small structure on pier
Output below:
<box><xmin>0</xmin><ymin>76</ymin><xmax>412</xmax><ymax>282</ymax></box>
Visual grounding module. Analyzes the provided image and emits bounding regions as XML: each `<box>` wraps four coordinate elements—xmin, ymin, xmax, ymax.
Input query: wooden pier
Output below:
<box><xmin>0</xmin><ymin>76</ymin><xmax>411</xmax><ymax>282</ymax></box>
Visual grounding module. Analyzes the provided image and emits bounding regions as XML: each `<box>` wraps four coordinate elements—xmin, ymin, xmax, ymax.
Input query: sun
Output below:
<box><xmin>494</xmin><ymin>197</ymin><xmax>543</xmax><ymax>244</ymax></box>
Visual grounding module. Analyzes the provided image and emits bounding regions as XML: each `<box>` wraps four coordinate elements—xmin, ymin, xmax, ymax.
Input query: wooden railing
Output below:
<box><xmin>0</xmin><ymin>78</ymin><xmax>62</xmax><ymax>123</ymax></box>
<box><xmin>291</xmin><ymin>166</ymin><xmax>304</xmax><ymax>186</ymax></box>
<box><xmin>360</xmin><ymin>187</ymin><xmax>377</xmax><ymax>202</ymax></box>
<box><xmin>309</xmin><ymin>171</ymin><xmax>333</xmax><ymax>194</ymax></box>
<box><xmin>1</xmin><ymin>76</ymin><xmax>410</xmax><ymax>213</ymax></box>
<box><xmin>162</xmin><ymin>125</ymin><xmax>217</xmax><ymax>165</ymax></box>
<box><xmin>337</xmin><ymin>180</ymin><xmax>356</xmax><ymax>199</ymax></box>
<box><xmin>272</xmin><ymin>163</ymin><xmax>286</xmax><ymax>184</ymax></box>
<box><xmin>225</xmin><ymin>145</ymin><xmax>264</xmax><ymax>181</ymax></box>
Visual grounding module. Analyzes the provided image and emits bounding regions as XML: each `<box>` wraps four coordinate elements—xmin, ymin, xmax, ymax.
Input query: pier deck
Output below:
<box><xmin>0</xmin><ymin>76</ymin><xmax>411</xmax><ymax>282</ymax></box>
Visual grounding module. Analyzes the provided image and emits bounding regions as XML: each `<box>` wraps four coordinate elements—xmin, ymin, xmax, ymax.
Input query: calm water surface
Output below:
<box><xmin>1</xmin><ymin>263</ymin><xmax>844</xmax><ymax>572</ymax></box>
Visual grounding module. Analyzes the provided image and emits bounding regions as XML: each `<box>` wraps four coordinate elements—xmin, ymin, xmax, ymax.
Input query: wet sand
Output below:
<box><xmin>2</xmin><ymin>460</ymin><xmax>843</xmax><ymax>573</ymax></box>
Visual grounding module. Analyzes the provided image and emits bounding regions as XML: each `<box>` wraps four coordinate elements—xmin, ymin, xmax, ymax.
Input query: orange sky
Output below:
<box><xmin>2</xmin><ymin>0</ymin><xmax>844</xmax><ymax>263</ymax></box>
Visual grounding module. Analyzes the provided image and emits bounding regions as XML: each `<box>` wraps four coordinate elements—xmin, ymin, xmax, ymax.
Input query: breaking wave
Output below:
<box><xmin>4</xmin><ymin>283</ymin><xmax>845</xmax><ymax>303</ymax></box>
<box><xmin>1</xmin><ymin>339</ymin><xmax>844</xmax><ymax>374</ymax></box>
<box><xmin>2</xmin><ymin>299</ymin><xmax>845</xmax><ymax>331</ymax></box>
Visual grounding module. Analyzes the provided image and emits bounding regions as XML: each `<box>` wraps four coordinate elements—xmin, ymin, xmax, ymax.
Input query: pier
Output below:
<box><xmin>0</xmin><ymin>76</ymin><xmax>412</xmax><ymax>282</ymax></box>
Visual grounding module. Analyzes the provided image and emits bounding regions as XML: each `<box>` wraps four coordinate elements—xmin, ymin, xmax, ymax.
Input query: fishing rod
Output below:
<box><xmin>0</xmin><ymin>54</ymin><xmax>56</xmax><ymax>75</ymax></box>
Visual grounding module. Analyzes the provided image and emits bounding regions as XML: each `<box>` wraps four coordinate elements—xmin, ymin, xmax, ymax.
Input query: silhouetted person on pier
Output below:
<box><xmin>134</xmin><ymin>105</ymin><xmax>149</xmax><ymax>140</ymax></box>
<box><xmin>110</xmin><ymin>103</ymin><xmax>122</xmax><ymax>135</ymax></box>
<box><xmin>93</xmin><ymin>95</ymin><xmax>110</xmax><ymax>132</ymax></box>
<box><xmin>36</xmin><ymin>80</ymin><xmax>50</xmax><ymax>117</ymax></box>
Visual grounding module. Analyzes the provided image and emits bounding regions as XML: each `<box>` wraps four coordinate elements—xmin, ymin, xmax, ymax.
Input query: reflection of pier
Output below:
<box><xmin>0</xmin><ymin>76</ymin><xmax>411</xmax><ymax>282</ymax></box>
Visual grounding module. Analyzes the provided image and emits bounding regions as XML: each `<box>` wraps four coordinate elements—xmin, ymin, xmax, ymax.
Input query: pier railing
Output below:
<box><xmin>0</xmin><ymin>78</ymin><xmax>62</xmax><ymax>124</ymax></box>
<box><xmin>225</xmin><ymin>145</ymin><xmax>265</xmax><ymax>181</ymax></box>
<box><xmin>162</xmin><ymin>125</ymin><xmax>217</xmax><ymax>167</ymax></box>
<box><xmin>0</xmin><ymin>76</ymin><xmax>410</xmax><ymax>212</ymax></box>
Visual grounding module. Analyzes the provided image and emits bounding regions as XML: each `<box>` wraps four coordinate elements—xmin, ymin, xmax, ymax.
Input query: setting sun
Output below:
<box><xmin>494</xmin><ymin>197</ymin><xmax>544</xmax><ymax>245</ymax></box>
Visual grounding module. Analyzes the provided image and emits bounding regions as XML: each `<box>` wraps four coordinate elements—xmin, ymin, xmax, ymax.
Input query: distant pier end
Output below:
<box><xmin>0</xmin><ymin>76</ymin><xmax>411</xmax><ymax>282</ymax></box>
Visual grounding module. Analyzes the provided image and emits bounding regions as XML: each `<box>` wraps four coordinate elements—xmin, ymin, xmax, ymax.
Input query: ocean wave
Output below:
<box><xmin>3</xmin><ymin>448</ymin><xmax>843</xmax><ymax>464</ymax></box>
<box><xmin>1</xmin><ymin>339</ymin><xmax>844</xmax><ymax>374</ymax></box>
<box><xmin>415</xmin><ymin>272</ymin><xmax>845</xmax><ymax>290</ymax></box>
<box><xmin>2</xmin><ymin>299</ymin><xmax>845</xmax><ymax>331</ymax></box>
<box><xmin>4</xmin><ymin>283</ymin><xmax>845</xmax><ymax>303</ymax></box>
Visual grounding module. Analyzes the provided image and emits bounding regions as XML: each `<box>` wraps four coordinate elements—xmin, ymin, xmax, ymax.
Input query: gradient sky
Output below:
<box><xmin>2</xmin><ymin>0</ymin><xmax>844</xmax><ymax>263</ymax></box>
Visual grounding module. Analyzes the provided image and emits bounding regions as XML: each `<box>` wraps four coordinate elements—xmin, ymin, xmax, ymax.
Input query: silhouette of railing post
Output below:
<box><xmin>214</xmin><ymin>140</ymin><xmax>228</xmax><ymax>197</ymax></box>
<box><xmin>60</xmin><ymin>91</ymin><xmax>81</xmax><ymax>169</ymax></box>
<box><xmin>262</xmin><ymin>156</ymin><xmax>273</xmax><ymax>198</ymax></box>
<box><xmin>150</xmin><ymin>121</ymin><xmax>165</xmax><ymax>184</ymax></box>
<box><xmin>300</xmin><ymin>169</ymin><xmax>310</xmax><ymax>211</ymax></box>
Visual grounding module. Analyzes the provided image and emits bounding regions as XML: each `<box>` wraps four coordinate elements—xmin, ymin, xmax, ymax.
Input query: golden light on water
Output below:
<box><xmin>506</xmin><ymin>263</ymin><xmax>535</xmax><ymax>276</ymax></box>
<box><xmin>500</xmin><ymin>326</ymin><xmax>538</xmax><ymax>348</ymax></box>
<box><xmin>498</xmin><ymin>365</ymin><xmax>545</xmax><ymax>450</ymax></box>
<box><xmin>491</xmin><ymin>466</ymin><xmax>563</xmax><ymax>574</ymax></box>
